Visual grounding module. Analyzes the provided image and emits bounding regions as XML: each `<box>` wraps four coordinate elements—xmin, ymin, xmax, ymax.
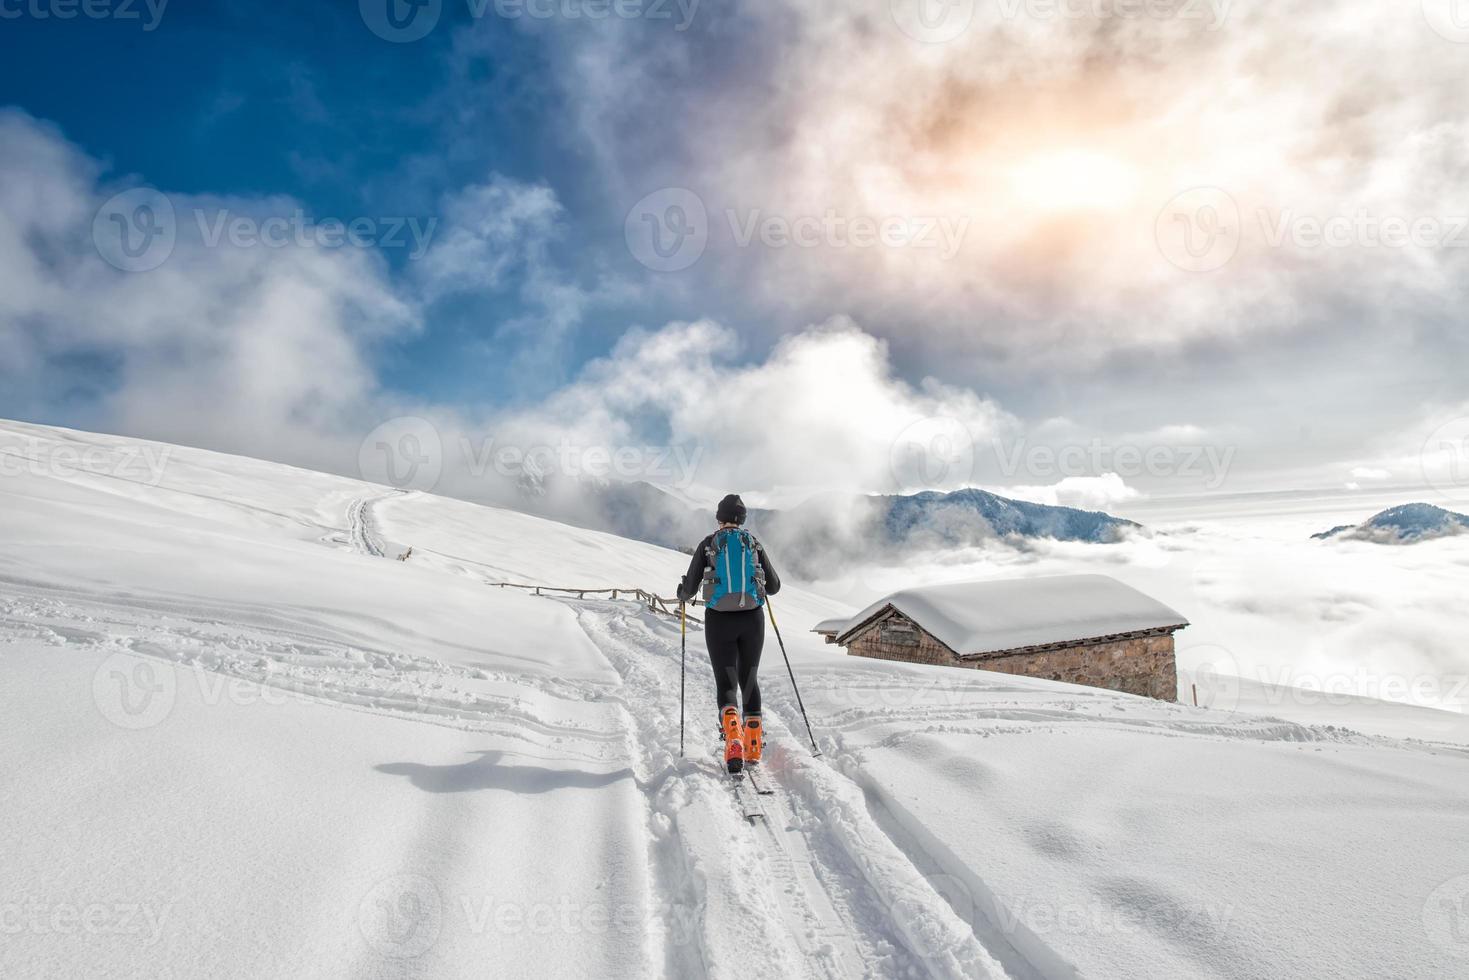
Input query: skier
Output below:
<box><xmin>676</xmin><ymin>494</ymin><xmax>781</xmax><ymax>774</ymax></box>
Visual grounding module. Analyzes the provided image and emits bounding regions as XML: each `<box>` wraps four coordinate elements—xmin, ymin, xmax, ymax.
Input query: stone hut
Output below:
<box><xmin>819</xmin><ymin>575</ymin><xmax>1187</xmax><ymax>700</ymax></box>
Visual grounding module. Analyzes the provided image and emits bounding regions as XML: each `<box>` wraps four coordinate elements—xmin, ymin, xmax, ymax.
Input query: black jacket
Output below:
<box><xmin>677</xmin><ymin>531</ymin><xmax>781</xmax><ymax>603</ymax></box>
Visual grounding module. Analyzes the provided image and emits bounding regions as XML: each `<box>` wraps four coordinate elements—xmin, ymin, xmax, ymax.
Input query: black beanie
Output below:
<box><xmin>716</xmin><ymin>494</ymin><xmax>747</xmax><ymax>526</ymax></box>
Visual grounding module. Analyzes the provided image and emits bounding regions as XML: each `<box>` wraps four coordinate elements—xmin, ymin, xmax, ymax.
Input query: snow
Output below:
<box><xmin>837</xmin><ymin>575</ymin><xmax>1189</xmax><ymax>657</ymax></box>
<box><xmin>4</xmin><ymin>418</ymin><xmax>1469</xmax><ymax>979</ymax></box>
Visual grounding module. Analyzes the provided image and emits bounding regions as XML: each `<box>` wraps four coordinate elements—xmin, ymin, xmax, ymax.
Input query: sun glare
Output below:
<box><xmin>1010</xmin><ymin>149</ymin><xmax>1141</xmax><ymax>213</ymax></box>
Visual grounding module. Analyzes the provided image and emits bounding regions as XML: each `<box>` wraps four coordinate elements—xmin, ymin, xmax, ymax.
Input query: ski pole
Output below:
<box><xmin>679</xmin><ymin>599</ymin><xmax>687</xmax><ymax>758</ymax></box>
<box><xmin>766</xmin><ymin>599</ymin><xmax>820</xmax><ymax>757</ymax></box>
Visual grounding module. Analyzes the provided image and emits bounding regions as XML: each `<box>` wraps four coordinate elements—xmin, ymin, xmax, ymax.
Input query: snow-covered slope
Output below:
<box><xmin>4</xmin><ymin>419</ymin><xmax>1469</xmax><ymax>980</ymax></box>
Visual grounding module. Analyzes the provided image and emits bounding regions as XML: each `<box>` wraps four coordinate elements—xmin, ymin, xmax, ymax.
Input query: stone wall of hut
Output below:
<box><xmin>844</xmin><ymin>611</ymin><xmax>1178</xmax><ymax>700</ymax></box>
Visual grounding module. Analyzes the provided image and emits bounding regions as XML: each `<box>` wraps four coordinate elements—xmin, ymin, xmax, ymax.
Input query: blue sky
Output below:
<box><xmin>3</xmin><ymin>0</ymin><xmax>1469</xmax><ymax>506</ymax></box>
<box><xmin>0</xmin><ymin>1</ymin><xmax>639</xmax><ymax>405</ymax></box>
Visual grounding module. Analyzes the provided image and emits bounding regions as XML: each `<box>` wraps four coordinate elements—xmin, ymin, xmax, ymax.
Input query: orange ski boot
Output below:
<box><xmin>720</xmin><ymin>706</ymin><xmax>745</xmax><ymax>774</ymax></box>
<box><xmin>744</xmin><ymin>714</ymin><xmax>763</xmax><ymax>765</ymax></box>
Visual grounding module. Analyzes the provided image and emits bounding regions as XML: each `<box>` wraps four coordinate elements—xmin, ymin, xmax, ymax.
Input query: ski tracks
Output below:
<box><xmin>572</xmin><ymin>601</ymin><xmax>1019</xmax><ymax>980</ymax></box>
<box><xmin>346</xmin><ymin>491</ymin><xmax>400</xmax><ymax>558</ymax></box>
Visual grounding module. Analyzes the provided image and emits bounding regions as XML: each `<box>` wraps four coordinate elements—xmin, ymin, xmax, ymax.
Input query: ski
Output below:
<box><xmin>728</xmin><ymin>771</ymin><xmax>765</xmax><ymax>822</ymax></box>
<box><xmin>746</xmin><ymin>767</ymin><xmax>775</xmax><ymax>796</ymax></box>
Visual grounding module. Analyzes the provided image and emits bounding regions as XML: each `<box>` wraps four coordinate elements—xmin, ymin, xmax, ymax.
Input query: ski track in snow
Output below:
<box><xmin>347</xmin><ymin>492</ymin><xmax>396</xmax><ymax>559</ymax></box>
<box><xmin>574</xmin><ymin>603</ymin><xmax>1024</xmax><ymax>980</ymax></box>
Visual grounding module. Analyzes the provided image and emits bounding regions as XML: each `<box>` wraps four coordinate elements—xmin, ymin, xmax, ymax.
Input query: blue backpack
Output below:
<box><xmin>701</xmin><ymin>528</ymin><xmax>767</xmax><ymax>611</ymax></box>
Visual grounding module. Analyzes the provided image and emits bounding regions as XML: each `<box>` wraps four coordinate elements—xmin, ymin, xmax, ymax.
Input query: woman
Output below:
<box><xmin>676</xmin><ymin>494</ymin><xmax>781</xmax><ymax>774</ymax></box>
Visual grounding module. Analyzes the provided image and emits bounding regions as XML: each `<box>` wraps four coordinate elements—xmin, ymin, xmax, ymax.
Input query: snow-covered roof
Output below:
<box><xmin>836</xmin><ymin>574</ymin><xmax>1188</xmax><ymax>657</ymax></box>
<box><xmin>812</xmin><ymin>617</ymin><xmax>849</xmax><ymax>635</ymax></box>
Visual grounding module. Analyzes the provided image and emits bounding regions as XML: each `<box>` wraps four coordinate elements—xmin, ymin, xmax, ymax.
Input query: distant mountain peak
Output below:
<box><xmin>1312</xmin><ymin>502</ymin><xmax>1469</xmax><ymax>544</ymax></box>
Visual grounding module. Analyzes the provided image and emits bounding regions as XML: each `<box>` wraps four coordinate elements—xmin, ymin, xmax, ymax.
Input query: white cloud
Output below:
<box><xmin>467</xmin><ymin>315</ymin><xmax>1016</xmax><ymax>496</ymax></box>
<box><xmin>516</xmin><ymin>1</ymin><xmax>1469</xmax><ymax>365</ymax></box>
<box><xmin>1000</xmin><ymin>473</ymin><xmax>1143</xmax><ymax>512</ymax></box>
<box><xmin>0</xmin><ymin>110</ymin><xmax>416</xmax><ymax>467</ymax></box>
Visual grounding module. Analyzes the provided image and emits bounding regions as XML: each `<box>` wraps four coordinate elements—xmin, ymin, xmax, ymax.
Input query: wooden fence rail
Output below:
<box><xmin>492</xmin><ymin>582</ymin><xmax>704</xmax><ymax>624</ymax></box>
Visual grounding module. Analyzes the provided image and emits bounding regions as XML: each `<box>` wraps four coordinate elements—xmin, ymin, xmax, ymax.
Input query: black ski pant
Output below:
<box><xmin>705</xmin><ymin>606</ymin><xmax>764</xmax><ymax>717</ymax></box>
